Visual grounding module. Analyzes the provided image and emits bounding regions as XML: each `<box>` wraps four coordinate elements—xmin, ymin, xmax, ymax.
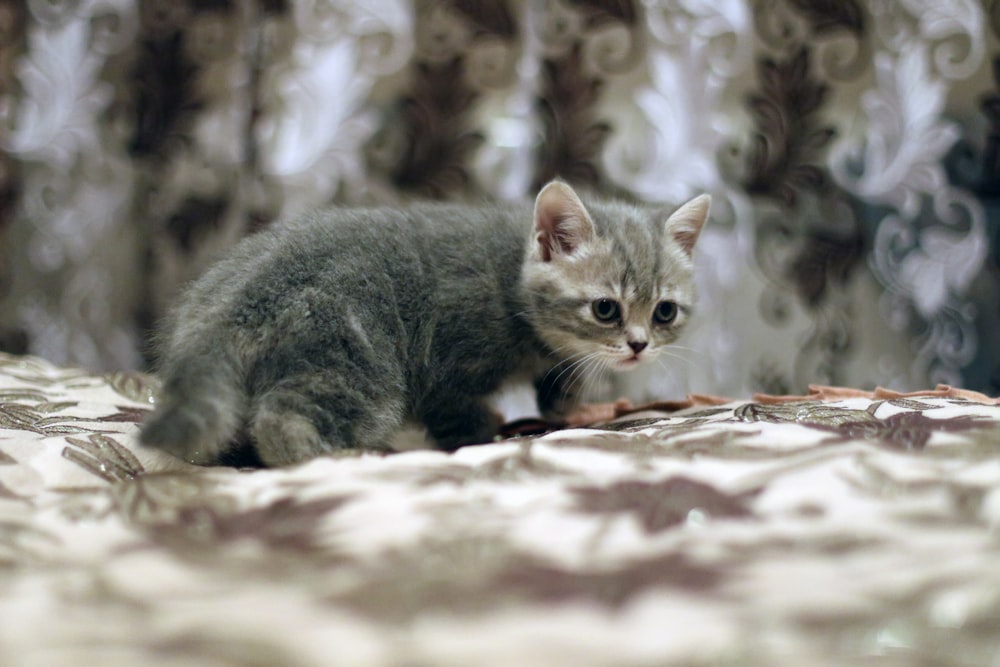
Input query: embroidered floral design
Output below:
<box><xmin>129</xmin><ymin>27</ymin><xmax>202</xmax><ymax>158</ymax></box>
<box><xmin>534</xmin><ymin>41</ymin><xmax>612</xmax><ymax>189</ymax></box>
<box><xmin>736</xmin><ymin>400</ymin><xmax>996</xmax><ymax>450</ymax></box>
<box><xmin>105</xmin><ymin>370</ymin><xmax>159</xmax><ymax>404</ymax></box>
<box><xmin>570</xmin><ymin>476</ymin><xmax>756</xmax><ymax>533</ymax></box>
<box><xmin>787</xmin><ymin>0</ymin><xmax>864</xmax><ymax>35</ymax></box>
<box><xmin>0</xmin><ymin>3</ymin><xmax>24</xmax><ymax>352</ymax></box>
<box><xmin>743</xmin><ymin>46</ymin><xmax>835</xmax><ymax>205</ymax></box>
<box><xmin>339</xmin><ymin>535</ymin><xmax>721</xmax><ymax>620</ymax></box>
<box><xmin>0</xmin><ymin>354</ymin><xmax>998</xmax><ymax>662</ymax></box>
<box><xmin>385</xmin><ymin>57</ymin><xmax>485</xmax><ymax>197</ymax></box>
<box><xmin>446</xmin><ymin>0</ymin><xmax>517</xmax><ymax>38</ymax></box>
<box><xmin>144</xmin><ymin>495</ymin><xmax>353</xmax><ymax>554</ymax></box>
<box><xmin>63</xmin><ymin>434</ymin><xmax>145</xmax><ymax>482</ymax></box>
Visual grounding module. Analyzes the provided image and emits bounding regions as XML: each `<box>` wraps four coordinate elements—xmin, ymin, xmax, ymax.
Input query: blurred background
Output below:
<box><xmin>1</xmin><ymin>0</ymin><xmax>999</xmax><ymax>399</ymax></box>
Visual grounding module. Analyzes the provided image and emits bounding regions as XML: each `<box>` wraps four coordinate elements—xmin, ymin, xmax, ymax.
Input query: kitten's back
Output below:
<box><xmin>141</xmin><ymin>200</ymin><xmax>536</xmax><ymax>464</ymax></box>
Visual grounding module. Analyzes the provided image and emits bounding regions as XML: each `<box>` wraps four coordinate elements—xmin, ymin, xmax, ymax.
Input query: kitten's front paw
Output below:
<box><xmin>426</xmin><ymin>405</ymin><xmax>504</xmax><ymax>451</ymax></box>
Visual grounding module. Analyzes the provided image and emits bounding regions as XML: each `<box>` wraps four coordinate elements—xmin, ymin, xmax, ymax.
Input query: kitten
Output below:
<box><xmin>139</xmin><ymin>181</ymin><xmax>709</xmax><ymax>467</ymax></box>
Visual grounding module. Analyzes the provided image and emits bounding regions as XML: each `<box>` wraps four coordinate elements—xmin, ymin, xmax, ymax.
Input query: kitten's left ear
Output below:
<box><xmin>664</xmin><ymin>194</ymin><xmax>711</xmax><ymax>256</ymax></box>
<box><xmin>533</xmin><ymin>180</ymin><xmax>596</xmax><ymax>262</ymax></box>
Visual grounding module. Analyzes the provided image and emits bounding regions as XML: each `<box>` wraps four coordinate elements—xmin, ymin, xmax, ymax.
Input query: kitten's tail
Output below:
<box><xmin>139</xmin><ymin>348</ymin><xmax>246</xmax><ymax>465</ymax></box>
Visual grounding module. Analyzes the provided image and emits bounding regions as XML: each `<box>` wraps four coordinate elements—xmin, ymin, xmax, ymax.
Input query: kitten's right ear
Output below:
<box><xmin>664</xmin><ymin>193</ymin><xmax>711</xmax><ymax>257</ymax></box>
<box><xmin>533</xmin><ymin>181</ymin><xmax>595</xmax><ymax>262</ymax></box>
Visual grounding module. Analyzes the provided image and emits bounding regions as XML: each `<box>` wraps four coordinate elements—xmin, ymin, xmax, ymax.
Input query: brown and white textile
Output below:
<box><xmin>2</xmin><ymin>351</ymin><xmax>999</xmax><ymax>666</ymax></box>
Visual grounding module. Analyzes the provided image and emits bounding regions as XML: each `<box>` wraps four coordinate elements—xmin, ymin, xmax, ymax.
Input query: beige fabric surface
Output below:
<box><xmin>1</xmin><ymin>352</ymin><xmax>999</xmax><ymax>666</ymax></box>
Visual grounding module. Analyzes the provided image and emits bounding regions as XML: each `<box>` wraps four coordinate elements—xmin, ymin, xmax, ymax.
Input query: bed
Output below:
<box><xmin>1</xmin><ymin>350</ymin><xmax>998</xmax><ymax>665</ymax></box>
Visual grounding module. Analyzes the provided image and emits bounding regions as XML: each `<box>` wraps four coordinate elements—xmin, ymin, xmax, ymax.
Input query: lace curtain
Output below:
<box><xmin>1</xmin><ymin>0</ymin><xmax>998</xmax><ymax>398</ymax></box>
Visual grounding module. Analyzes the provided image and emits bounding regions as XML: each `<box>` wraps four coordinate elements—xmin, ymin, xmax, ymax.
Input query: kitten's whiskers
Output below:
<box><xmin>663</xmin><ymin>344</ymin><xmax>705</xmax><ymax>360</ymax></box>
<box><xmin>655</xmin><ymin>347</ymin><xmax>696</xmax><ymax>368</ymax></box>
<box><xmin>563</xmin><ymin>352</ymin><xmax>606</xmax><ymax>399</ymax></box>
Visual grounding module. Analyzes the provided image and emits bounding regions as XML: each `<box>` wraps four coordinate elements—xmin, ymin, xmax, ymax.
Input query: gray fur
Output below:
<box><xmin>140</xmin><ymin>181</ymin><xmax>709</xmax><ymax>467</ymax></box>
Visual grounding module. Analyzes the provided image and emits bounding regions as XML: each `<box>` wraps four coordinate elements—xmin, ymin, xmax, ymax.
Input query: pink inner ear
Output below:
<box><xmin>673</xmin><ymin>225</ymin><xmax>700</xmax><ymax>256</ymax></box>
<box><xmin>540</xmin><ymin>214</ymin><xmax>581</xmax><ymax>260</ymax></box>
<box><xmin>665</xmin><ymin>194</ymin><xmax>710</xmax><ymax>257</ymax></box>
<box><xmin>534</xmin><ymin>182</ymin><xmax>593</xmax><ymax>261</ymax></box>
<box><xmin>537</xmin><ymin>233</ymin><xmax>555</xmax><ymax>262</ymax></box>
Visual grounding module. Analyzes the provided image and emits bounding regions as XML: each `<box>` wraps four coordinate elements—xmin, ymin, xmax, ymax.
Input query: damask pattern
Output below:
<box><xmin>1</xmin><ymin>0</ymin><xmax>999</xmax><ymax>398</ymax></box>
<box><xmin>3</xmin><ymin>352</ymin><xmax>1000</xmax><ymax>665</ymax></box>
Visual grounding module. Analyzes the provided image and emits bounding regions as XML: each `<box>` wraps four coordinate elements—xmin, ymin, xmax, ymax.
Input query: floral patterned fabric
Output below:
<box><xmin>2</xmin><ymin>350</ymin><xmax>999</xmax><ymax>666</ymax></box>
<box><xmin>2</xmin><ymin>0</ymin><xmax>1000</xmax><ymax>396</ymax></box>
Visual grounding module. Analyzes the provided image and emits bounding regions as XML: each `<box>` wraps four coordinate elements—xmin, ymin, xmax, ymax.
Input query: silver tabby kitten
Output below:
<box><xmin>140</xmin><ymin>181</ymin><xmax>710</xmax><ymax>467</ymax></box>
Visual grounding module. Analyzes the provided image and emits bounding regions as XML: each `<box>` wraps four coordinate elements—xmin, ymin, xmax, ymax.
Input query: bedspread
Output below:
<box><xmin>1</xmin><ymin>351</ymin><xmax>999</xmax><ymax>666</ymax></box>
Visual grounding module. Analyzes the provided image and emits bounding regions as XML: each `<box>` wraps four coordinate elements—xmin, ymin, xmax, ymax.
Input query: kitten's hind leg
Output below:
<box><xmin>140</xmin><ymin>351</ymin><xmax>246</xmax><ymax>466</ymax></box>
<box><xmin>249</xmin><ymin>372</ymin><xmax>404</xmax><ymax>467</ymax></box>
<box><xmin>250</xmin><ymin>407</ymin><xmax>328</xmax><ymax>467</ymax></box>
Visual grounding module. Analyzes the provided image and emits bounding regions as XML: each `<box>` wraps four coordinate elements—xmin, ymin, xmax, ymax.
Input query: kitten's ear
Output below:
<box><xmin>533</xmin><ymin>181</ymin><xmax>595</xmax><ymax>261</ymax></box>
<box><xmin>664</xmin><ymin>194</ymin><xmax>711</xmax><ymax>256</ymax></box>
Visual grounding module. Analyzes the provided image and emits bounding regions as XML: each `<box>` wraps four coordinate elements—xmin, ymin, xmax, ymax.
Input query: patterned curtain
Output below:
<box><xmin>2</xmin><ymin>0</ymin><xmax>998</xmax><ymax>398</ymax></box>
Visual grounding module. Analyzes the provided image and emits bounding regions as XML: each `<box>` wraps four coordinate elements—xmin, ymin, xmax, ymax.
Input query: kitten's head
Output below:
<box><xmin>521</xmin><ymin>180</ymin><xmax>710</xmax><ymax>371</ymax></box>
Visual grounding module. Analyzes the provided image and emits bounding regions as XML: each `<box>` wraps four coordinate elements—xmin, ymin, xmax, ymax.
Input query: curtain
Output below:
<box><xmin>2</xmin><ymin>0</ymin><xmax>998</xmax><ymax>398</ymax></box>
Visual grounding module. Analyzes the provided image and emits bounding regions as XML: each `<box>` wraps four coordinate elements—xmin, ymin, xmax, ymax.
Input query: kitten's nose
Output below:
<box><xmin>628</xmin><ymin>341</ymin><xmax>647</xmax><ymax>354</ymax></box>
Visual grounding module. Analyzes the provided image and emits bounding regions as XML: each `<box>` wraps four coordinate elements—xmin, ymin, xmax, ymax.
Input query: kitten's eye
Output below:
<box><xmin>653</xmin><ymin>301</ymin><xmax>678</xmax><ymax>324</ymax></box>
<box><xmin>591</xmin><ymin>299</ymin><xmax>621</xmax><ymax>323</ymax></box>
